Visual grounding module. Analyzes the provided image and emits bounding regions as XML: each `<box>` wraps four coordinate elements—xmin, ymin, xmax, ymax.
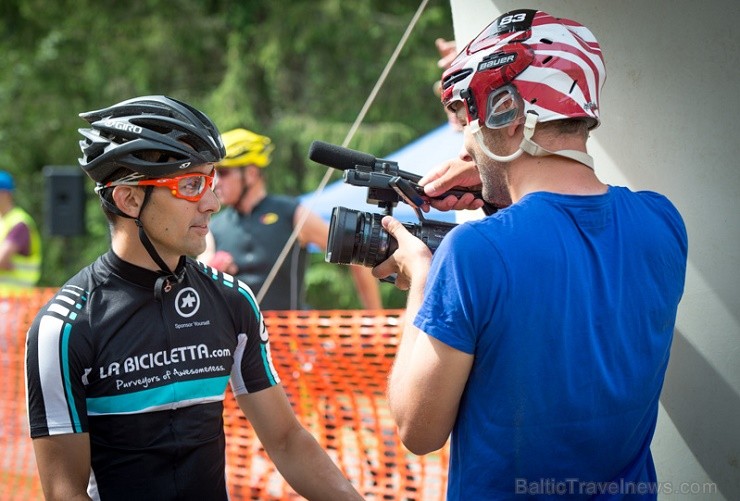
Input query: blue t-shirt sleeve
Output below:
<box><xmin>413</xmin><ymin>222</ymin><xmax>506</xmax><ymax>355</ymax></box>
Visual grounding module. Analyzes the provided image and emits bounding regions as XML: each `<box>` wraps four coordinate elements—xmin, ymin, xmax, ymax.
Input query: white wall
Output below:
<box><xmin>449</xmin><ymin>1</ymin><xmax>740</xmax><ymax>499</ymax></box>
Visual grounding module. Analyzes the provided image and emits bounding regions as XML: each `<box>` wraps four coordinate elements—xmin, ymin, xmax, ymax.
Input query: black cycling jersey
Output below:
<box><xmin>25</xmin><ymin>250</ymin><xmax>280</xmax><ymax>500</ymax></box>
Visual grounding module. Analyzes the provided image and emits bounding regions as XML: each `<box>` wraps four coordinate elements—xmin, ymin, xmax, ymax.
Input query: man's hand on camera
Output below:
<box><xmin>419</xmin><ymin>158</ymin><xmax>484</xmax><ymax>212</ymax></box>
<box><xmin>372</xmin><ymin>216</ymin><xmax>432</xmax><ymax>291</ymax></box>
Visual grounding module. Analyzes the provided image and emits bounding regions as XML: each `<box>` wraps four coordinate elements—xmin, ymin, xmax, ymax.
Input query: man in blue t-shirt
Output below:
<box><xmin>372</xmin><ymin>9</ymin><xmax>688</xmax><ymax>500</ymax></box>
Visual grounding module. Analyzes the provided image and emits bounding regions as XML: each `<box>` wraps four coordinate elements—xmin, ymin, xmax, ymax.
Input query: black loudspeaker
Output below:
<box><xmin>43</xmin><ymin>166</ymin><xmax>86</xmax><ymax>237</ymax></box>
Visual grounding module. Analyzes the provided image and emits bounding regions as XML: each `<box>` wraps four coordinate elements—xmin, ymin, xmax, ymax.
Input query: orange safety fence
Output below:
<box><xmin>0</xmin><ymin>289</ymin><xmax>449</xmax><ymax>500</ymax></box>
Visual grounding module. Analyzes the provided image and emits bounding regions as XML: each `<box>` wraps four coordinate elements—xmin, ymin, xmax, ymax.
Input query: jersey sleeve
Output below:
<box><xmin>26</xmin><ymin>285</ymin><xmax>93</xmax><ymax>438</ymax></box>
<box><xmin>228</xmin><ymin>281</ymin><xmax>281</xmax><ymax>396</ymax></box>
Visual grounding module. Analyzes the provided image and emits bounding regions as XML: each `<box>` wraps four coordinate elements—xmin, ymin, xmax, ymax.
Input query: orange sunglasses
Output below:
<box><xmin>102</xmin><ymin>169</ymin><xmax>215</xmax><ymax>202</ymax></box>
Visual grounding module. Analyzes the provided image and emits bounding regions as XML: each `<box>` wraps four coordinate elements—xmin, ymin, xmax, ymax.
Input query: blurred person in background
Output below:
<box><xmin>200</xmin><ymin>127</ymin><xmax>381</xmax><ymax>311</ymax></box>
<box><xmin>433</xmin><ymin>37</ymin><xmax>464</xmax><ymax>133</ymax></box>
<box><xmin>0</xmin><ymin>170</ymin><xmax>41</xmax><ymax>292</ymax></box>
<box><xmin>0</xmin><ymin>169</ymin><xmax>42</xmax><ymax>355</ymax></box>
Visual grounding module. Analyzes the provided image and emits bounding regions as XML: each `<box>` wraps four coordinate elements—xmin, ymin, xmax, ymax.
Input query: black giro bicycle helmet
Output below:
<box><xmin>78</xmin><ymin>95</ymin><xmax>225</xmax><ymax>183</ymax></box>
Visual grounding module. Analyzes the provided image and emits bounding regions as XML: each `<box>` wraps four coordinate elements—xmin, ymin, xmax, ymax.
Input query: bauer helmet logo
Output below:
<box><xmin>478</xmin><ymin>53</ymin><xmax>516</xmax><ymax>71</ymax></box>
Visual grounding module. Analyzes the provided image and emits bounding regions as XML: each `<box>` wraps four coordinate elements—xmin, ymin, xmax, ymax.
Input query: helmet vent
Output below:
<box><xmin>133</xmin><ymin>150</ymin><xmax>173</xmax><ymax>164</ymax></box>
<box><xmin>569</xmin><ymin>80</ymin><xmax>578</xmax><ymax>94</ymax></box>
<box><xmin>542</xmin><ymin>55</ymin><xmax>553</xmax><ymax>65</ymax></box>
<box><xmin>442</xmin><ymin>68</ymin><xmax>473</xmax><ymax>90</ymax></box>
<box><xmin>540</xmin><ymin>38</ymin><xmax>553</xmax><ymax>44</ymax></box>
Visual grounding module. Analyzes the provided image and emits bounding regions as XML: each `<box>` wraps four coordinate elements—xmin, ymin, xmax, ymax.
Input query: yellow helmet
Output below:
<box><xmin>218</xmin><ymin>128</ymin><xmax>274</xmax><ymax>168</ymax></box>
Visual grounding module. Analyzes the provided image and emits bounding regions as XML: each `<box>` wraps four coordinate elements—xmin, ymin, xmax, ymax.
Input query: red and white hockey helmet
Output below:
<box><xmin>441</xmin><ymin>9</ymin><xmax>606</xmax><ymax>130</ymax></box>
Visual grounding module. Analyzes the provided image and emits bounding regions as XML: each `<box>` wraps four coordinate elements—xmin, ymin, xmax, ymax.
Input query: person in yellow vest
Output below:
<box><xmin>0</xmin><ymin>170</ymin><xmax>41</xmax><ymax>292</ymax></box>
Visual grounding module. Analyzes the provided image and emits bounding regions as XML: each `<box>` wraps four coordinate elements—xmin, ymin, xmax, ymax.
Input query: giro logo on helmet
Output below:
<box><xmin>478</xmin><ymin>53</ymin><xmax>517</xmax><ymax>71</ymax></box>
<box><xmin>102</xmin><ymin>120</ymin><xmax>143</xmax><ymax>134</ymax></box>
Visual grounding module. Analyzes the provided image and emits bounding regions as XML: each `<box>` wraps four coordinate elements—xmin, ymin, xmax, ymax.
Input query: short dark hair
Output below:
<box><xmin>538</xmin><ymin>118</ymin><xmax>591</xmax><ymax>139</ymax></box>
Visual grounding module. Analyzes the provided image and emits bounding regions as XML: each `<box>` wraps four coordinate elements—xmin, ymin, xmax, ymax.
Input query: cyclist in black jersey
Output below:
<box><xmin>25</xmin><ymin>95</ymin><xmax>363</xmax><ymax>501</ymax></box>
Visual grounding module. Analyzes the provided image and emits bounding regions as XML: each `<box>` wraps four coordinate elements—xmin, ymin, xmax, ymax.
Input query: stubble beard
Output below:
<box><xmin>481</xmin><ymin>164</ymin><xmax>512</xmax><ymax>209</ymax></box>
<box><xmin>477</xmin><ymin>130</ymin><xmax>513</xmax><ymax>208</ymax></box>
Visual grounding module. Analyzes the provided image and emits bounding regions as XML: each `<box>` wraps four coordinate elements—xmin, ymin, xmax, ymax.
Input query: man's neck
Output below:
<box><xmin>0</xmin><ymin>196</ymin><xmax>12</xmax><ymax>216</ymax></box>
<box><xmin>235</xmin><ymin>184</ymin><xmax>267</xmax><ymax>214</ymax></box>
<box><xmin>506</xmin><ymin>156</ymin><xmax>607</xmax><ymax>203</ymax></box>
<box><xmin>110</xmin><ymin>224</ymin><xmax>181</xmax><ymax>273</ymax></box>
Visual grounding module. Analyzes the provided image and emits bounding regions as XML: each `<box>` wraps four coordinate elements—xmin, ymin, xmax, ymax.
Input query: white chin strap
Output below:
<box><xmin>470</xmin><ymin>112</ymin><xmax>594</xmax><ymax>170</ymax></box>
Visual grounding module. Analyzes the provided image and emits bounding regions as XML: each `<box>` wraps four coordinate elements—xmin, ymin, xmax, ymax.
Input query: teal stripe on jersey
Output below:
<box><xmin>60</xmin><ymin>322</ymin><xmax>83</xmax><ymax>432</ymax></box>
<box><xmin>237</xmin><ymin>286</ymin><xmax>260</xmax><ymax>318</ymax></box>
<box><xmin>87</xmin><ymin>375</ymin><xmax>230</xmax><ymax>414</ymax></box>
<box><xmin>201</xmin><ymin>262</ymin><xmax>253</xmax><ymax>315</ymax></box>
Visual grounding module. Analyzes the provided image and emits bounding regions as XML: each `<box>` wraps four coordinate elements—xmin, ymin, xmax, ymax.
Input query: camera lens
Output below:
<box><xmin>326</xmin><ymin>207</ymin><xmax>392</xmax><ymax>267</ymax></box>
<box><xmin>326</xmin><ymin>206</ymin><xmax>457</xmax><ymax>269</ymax></box>
<box><xmin>326</xmin><ymin>207</ymin><xmax>359</xmax><ymax>265</ymax></box>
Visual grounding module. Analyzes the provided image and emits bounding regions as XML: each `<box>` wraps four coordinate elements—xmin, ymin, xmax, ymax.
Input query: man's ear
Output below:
<box><xmin>111</xmin><ymin>186</ymin><xmax>144</xmax><ymax>219</ymax></box>
<box><xmin>246</xmin><ymin>165</ymin><xmax>263</xmax><ymax>181</ymax></box>
<box><xmin>506</xmin><ymin>119</ymin><xmax>523</xmax><ymax>139</ymax></box>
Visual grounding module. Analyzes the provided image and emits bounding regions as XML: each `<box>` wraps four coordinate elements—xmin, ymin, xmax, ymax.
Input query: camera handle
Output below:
<box><xmin>390</xmin><ymin>175</ymin><xmax>499</xmax><ymax>217</ymax></box>
<box><xmin>389</xmin><ymin>176</ymin><xmax>428</xmax><ymax>222</ymax></box>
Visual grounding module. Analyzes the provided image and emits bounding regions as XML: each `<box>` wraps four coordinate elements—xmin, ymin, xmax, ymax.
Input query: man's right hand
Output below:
<box><xmin>419</xmin><ymin>158</ymin><xmax>484</xmax><ymax>212</ymax></box>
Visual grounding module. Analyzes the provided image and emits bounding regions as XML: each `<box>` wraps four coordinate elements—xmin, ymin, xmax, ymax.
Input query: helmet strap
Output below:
<box><xmin>471</xmin><ymin>121</ymin><xmax>524</xmax><ymax>163</ymax></box>
<box><xmin>133</xmin><ymin>186</ymin><xmax>185</xmax><ymax>296</ymax></box>
<box><xmin>472</xmin><ymin>112</ymin><xmax>594</xmax><ymax>169</ymax></box>
<box><xmin>97</xmin><ymin>185</ymin><xmax>131</xmax><ymax>218</ymax></box>
<box><xmin>99</xmin><ymin>184</ymin><xmax>184</xmax><ymax>296</ymax></box>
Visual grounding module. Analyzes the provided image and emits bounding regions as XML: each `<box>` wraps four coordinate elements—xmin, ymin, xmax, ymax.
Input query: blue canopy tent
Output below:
<box><xmin>300</xmin><ymin>123</ymin><xmax>464</xmax><ymax>225</ymax></box>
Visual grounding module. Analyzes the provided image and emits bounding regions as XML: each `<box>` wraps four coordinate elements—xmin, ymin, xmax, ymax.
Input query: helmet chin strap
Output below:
<box><xmin>134</xmin><ymin>187</ymin><xmax>185</xmax><ymax>297</ymax></box>
<box><xmin>99</xmin><ymin>185</ymin><xmax>185</xmax><ymax>296</ymax></box>
<box><xmin>470</xmin><ymin>112</ymin><xmax>594</xmax><ymax>169</ymax></box>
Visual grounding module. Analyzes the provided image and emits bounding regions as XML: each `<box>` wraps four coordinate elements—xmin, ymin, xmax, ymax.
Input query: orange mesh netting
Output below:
<box><xmin>1</xmin><ymin>289</ymin><xmax>56</xmax><ymax>501</ymax></box>
<box><xmin>1</xmin><ymin>290</ymin><xmax>448</xmax><ymax>500</ymax></box>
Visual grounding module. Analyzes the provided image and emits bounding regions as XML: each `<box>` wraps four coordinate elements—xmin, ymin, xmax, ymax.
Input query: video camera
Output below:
<box><xmin>308</xmin><ymin>140</ymin><xmax>487</xmax><ymax>268</ymax></box>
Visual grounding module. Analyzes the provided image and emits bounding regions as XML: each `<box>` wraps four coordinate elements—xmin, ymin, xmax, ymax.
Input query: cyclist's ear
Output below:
<box><xmin>111</xmin><ymin>185</ymin><xmax>146</xmax><ymax>219</ymax></box>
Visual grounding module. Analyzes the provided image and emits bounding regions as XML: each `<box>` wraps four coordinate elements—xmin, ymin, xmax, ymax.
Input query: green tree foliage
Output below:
<box><xmin>0</xmin><ymin>0</ymin><xmax>455</xmax><ymax>308</ymax></box>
